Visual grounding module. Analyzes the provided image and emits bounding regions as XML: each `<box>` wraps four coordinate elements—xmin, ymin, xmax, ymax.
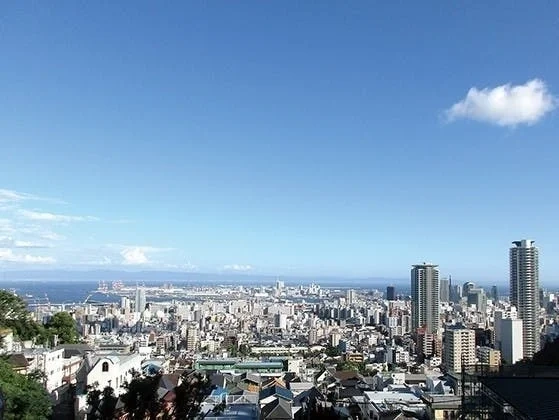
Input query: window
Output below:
<box><xmin>102</xmin><ymin>361</ymin><xmax>109</xmax><ymax>372</ymax></box>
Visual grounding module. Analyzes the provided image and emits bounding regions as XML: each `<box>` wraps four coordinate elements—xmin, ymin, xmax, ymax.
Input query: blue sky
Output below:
<box><xmin>1</xmin><ymin>2</ymin><xmax>559</xmax><ymax>282</ymax></box>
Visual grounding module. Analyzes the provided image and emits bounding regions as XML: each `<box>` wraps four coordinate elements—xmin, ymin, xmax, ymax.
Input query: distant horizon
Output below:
<box><xmin>2</xmin><ymin>268</ymin><xmax>556</xmax><ymax>290</ymax></box>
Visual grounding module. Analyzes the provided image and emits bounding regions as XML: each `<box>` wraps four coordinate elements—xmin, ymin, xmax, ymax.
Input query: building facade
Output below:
<box><xmin>499</xmin><ymin>318</ymin><xmax>524</xmax><ymax>364</ymax></box>
<box><xmin>411</xmin><ymin>263</ymin><xmax>440</xmax><ymax>334</ymax></box>
<box><xmin>443</xmin><ymin>325</ymin><xmax>475</xmax><ymax>373</ymax></box>
<box><xmin>510</xmin><ymin>239</ymin><xmax>540</xmax><ymax>358</ymax></box>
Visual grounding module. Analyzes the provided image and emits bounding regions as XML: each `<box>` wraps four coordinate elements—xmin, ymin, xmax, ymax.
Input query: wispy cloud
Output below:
<box><xmin>0</xmin><ymin>237</ymin><xmax>51</xmax><ymax>249</ymax></box>
<box><xmin>445</xmin><ymin>79</ymin><xmax>556</xmax><ymax>127</ymax></box>
<box><xmin>0</xmin><ymin>248</ymin><xmax>55</xmax><ymax>264</ymax></box>
<box><xmin>162</xmin><ymin>261</ymin><xmax>198</xmax><ymax>271</ymax></box>
<box><xmin>223</xmin><ymin>264</ymin><xmax>253</xmax><ymax>272</ymax></box>
<box><xmin>79</xmin><ymin>256</ymin><xmax>114</xmax><ymax>266</ymax></box>
<box><xmin>18</xmin><ymin>209</ymin><xmax>99</xmax><ymax>222</ymax></box>
<box><xmin>0</xmin><ymin>188</ymin><xmax>65</xmax><ymax>204</ymax></box>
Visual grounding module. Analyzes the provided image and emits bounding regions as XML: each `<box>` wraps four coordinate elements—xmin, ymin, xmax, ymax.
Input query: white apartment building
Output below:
<box><xmin>24</xmin><ymin>348</ymin><xmax>65</xmax><ymax>393</ymax></box>
<box><xmin>500</xmin><ymin>318</ymin><xmax>524</xmax><ymax>364</ymax></box>
<box><xmin>510</xmin><ymin>239</ymin><xmax>540</xmax><ymax>358</ymax></box>
<box><xmin>411</xmin><ymin>263</ymin><xmax>440</xmax><ymax>334</ymax></box>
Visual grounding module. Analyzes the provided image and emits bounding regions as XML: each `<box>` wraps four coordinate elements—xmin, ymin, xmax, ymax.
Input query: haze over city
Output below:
<box><xmin>2</xmin><ymin>2</ymin><xmax>559</xmax><ymax>283</ymax></box>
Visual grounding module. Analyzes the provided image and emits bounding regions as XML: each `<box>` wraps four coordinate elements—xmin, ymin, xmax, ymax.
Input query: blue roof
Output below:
<box><xmin>210</xmin><ymin>386</ymin><xmax>228</xmax><ymax>397</ymax></box>
<box><xmin>259</xmin><ymin>385</ymin><xmax>293</xmax><ymax>401</ymax></box>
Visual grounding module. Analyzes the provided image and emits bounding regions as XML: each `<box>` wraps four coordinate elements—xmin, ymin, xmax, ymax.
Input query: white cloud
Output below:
<box><xmin>163</xmin><ymin>261</ymin><xmax>198</xmax><ymax>271</ymax></box>
<box><xmin>18</xmin><ymin>209</ymin><xmax>99</xmax><ymax>222</ymax></box>
<box><xmin>223</xmin><ymin>264</ymin><xmax>253</xmax><ymax>272</ymax></box>
<box><xmin>120</xmin><ymin>247</ymin><xmax>151</xmax><ymax>265</ymax></box>
<box><xmin>0</xmin><ymin>188</ymin><xmax>65</xmax><ymax>204</ymax></box>
<box><xmin>0</xmin><ymin>248</ymin><xmax>55</xmax><ymax>264</ymax></box>
<box><xmin>445</xmin><ymin>79</ymin><xmax>556</xmax><ymax>127</ymax></box>
<box><xmin>0</xmin><ymin>219</ymin><xmax>16</xmax><ymax>235</ymax></box>
<box><xmin>80</xmin><ymin>256</ymin><xmax>113</xmax><ymax>266</ymax></box>
<box><xmin>0</xmin><ymin>237</ymin><xmax>50</xmax><ymax>248</ymax></box>
<box><xmin>0</xmin><ymin>189</ymin><xmax>38</xmax><ymax>203</ymax></box>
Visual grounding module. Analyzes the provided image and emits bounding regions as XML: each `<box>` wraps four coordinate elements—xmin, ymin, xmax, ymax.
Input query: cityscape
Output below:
<box><xmin>2</xmin><ymin>2</ymin><xmax>559</xmax><ymax>420</ymax></box>
<box><xmin>1</xmin><ymin>238</ymin><xmax>558</xmax><ymax>419</ymax></box>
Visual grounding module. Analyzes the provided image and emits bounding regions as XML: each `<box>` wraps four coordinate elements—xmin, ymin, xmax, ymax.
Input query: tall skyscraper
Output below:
<box><xmin>346</xmin><ymin>289</ymin><xmax>356</xmax><ymax>305</ymax></box>
<box><xmin>411</xmin><ymin>263</ymin><xmax>440</xmax><ymax>334</ymax></box>
<box><xmin>510</xmin><ymin>239</ymin><xmax>540</xmax><ymax>358</ymax></box>
<box><xmin>491</xmin><ymin>285</ymin><xmax>498</xmax><ymax>303</ymax></box>
<box><xmin>439</xmin><ymin>278</ymin><xmax>450</xmax><ymax>302</ymax></box>
<box><xmin>135</xmin><ymin>286</ymin><xmax>146</xmax><ymax>313</ymax></box>
<box><xmin>386</xmin><ymin>286</ymin><xmax>396</xmax><ymax>301</ymax></box>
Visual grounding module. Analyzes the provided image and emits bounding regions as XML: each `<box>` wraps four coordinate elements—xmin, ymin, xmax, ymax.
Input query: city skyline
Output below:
<box><xmin>2</xmin><ymin>3</ymin><xmax>559</xmax><ymax>279</ymax></box>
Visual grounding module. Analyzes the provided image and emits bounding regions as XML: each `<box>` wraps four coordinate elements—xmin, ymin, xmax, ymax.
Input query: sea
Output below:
<box><xmin>0</xmin><ymin>277</ymin><xmax>413</xmax><ymax>305</ymax></box>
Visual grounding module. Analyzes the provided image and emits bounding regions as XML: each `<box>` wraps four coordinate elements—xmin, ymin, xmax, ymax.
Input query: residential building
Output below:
<box><xmin>500</xmin><ymin>318</ymin><xmax>524</xmax><ymax>364</ymax></box>
<box><xmin>85</xmin><ymin>353</ymin><xmax>144</xmax><ymax>395</ymax></box>
<box><xmin>411</xmin><ymin>263</ymin><xmax>440</xmax><ymax>334</ymax></box>
<box><xmin>443</xmin><ymin>325</ymin><xmax>475</xmax><ymax>373</ymax></box>
<box><xmin>476</xmin><ymin>346</ymin><xmax>501</xmax><ymax>367</ymax></box>
<box><xmin>510</xmin><ymin>239</ymin><xmax>540</xmax><ymax>358</ymax></box>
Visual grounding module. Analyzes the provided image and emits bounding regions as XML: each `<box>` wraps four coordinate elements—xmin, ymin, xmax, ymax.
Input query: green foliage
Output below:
<box><xmin>336</xmin><ymin>361</ymin><xmax>359</xmax><ymax>371</ymax></box>
<box><xmin>121</xmin><ymin>373</ymin><xmax>161</xmax><ymax>420</ymax></box>
<box><xmin>325</xmin><ymin>346</ymin><xmax>341</xmax><ymax>357</ymax></box>
<box><xmin>0</xmin><ymin>357</ymin><xmax>52</xmax><ymax>420</ymax></box>
<box><xmin>86</xmin><ymin>386</ymin><xmax>117</xmax><ymax>420</ymax></box>
<box><xmin>45</xmin><ymin>312</ymin><xmax>79</xmax><ymax>344</ymax></box>
<box><xmin>0</xmin><ymin>290</ymin><xmax>45</xmax><ymax>342</ymax></box>
<box><xmin>336</xmin><ymin>360</ymin><xmax>372</xmax><ymax>374</ymax></box>
<box><xmin>119</xmin><ymin>371</ymin><xmax>212</xmax><ymax>419</ymax></box>
<box><xmin>238</xmin><ymin>344</ymin><xmax>250</xmax><ymax>356</ymax></box>
<box><xmin>172</xmin><ymin>372</ymin><xmax>212</xmax><ymax>419</ymax></box>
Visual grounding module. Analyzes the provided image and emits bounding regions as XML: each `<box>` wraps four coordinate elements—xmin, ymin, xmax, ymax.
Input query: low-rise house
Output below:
<box><xmin>85</xmin><ymin>353</ymin><xmax>144</xmax><ymax>395</ymax></box>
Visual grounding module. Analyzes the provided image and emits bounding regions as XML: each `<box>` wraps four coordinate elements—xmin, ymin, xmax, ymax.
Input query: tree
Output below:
<box><xmin>0</xmin><ymin>357</ymin><xmax>52</xmax><ymax>419</ymax></box>
<box><xmin>336</xmin><ymin>361</ymin><xmax>359</xmax><ymax>372</ymax></box>
<box><xmin>121</xmin><ymin>373</ymin><xmax>161</xmax><ymax>420</ymax></box>
<box><xmin>0</xmin><ymin>290</ymin><xmax>45</xmax><ymax>342</ymax></box>
<box><xmin>325</xmin><ymin>346</ymin><xmax>340</xmax><ymax>358</ymax></box>
<box><xmin>172</xmin><ymin>372</ymin><xmax>212</xmax><ymax>419</ymax></box>
<box><xmin>86</xmin><ymin>386</ymin><xmax>117</xmax><ymax>420</ymax></box>
<box><xmin>86</xmin><ymin>386</ymin><xmax>102</xmax><ymax>419</ymax></box>
<box><xmin>45</xmin><ymin>312</ymin><xmax>79</xmax><ymax>344</ymax></box>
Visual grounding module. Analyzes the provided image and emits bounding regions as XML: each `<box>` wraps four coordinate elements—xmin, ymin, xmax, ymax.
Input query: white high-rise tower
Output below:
<box><xmin>135</xmin><ymin>286</ymin><xmax>146</xmax><ymax>313</ymax></box>
<box><xmin>411</xmin><ymin>263</ymin><xmax>440</xmax><ymax>334</ymax></box>
<box><xmin>510</xmin><ymin>239</ymin><xmax>540</xmax><ymax>358</ymax></box>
